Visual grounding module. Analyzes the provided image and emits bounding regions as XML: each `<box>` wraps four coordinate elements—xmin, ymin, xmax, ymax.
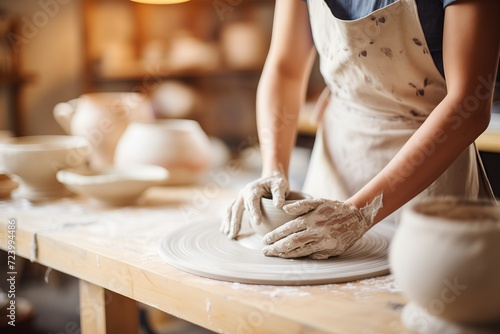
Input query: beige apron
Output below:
<box><xmin>303</xmin><ymin>0</ymin><xmax>495</xmax><ymax>222</ymax></box>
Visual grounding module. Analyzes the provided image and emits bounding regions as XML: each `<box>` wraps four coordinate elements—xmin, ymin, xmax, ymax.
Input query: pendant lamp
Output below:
<box><xmin>130</xmin><ymin>0</ymin><xmax>190</xmax><ymax>4</ymax></box>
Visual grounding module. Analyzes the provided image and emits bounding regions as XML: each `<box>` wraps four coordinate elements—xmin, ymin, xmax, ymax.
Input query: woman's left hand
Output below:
<box><xmin>262</xmin><ymin>199</ymin><xmax>373</xmax><ymax>259</ymax></box>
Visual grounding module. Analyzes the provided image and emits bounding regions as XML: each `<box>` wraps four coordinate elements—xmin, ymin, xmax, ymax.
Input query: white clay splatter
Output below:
<box><xmin>205</xmin><ymin>298</ymin><xmax>212</xmax><ymax>312</ymax></box>
<box><xmin>322</xmin><ymin>275</ymin><xmax>401</xmax><ymax>299</ymax></box>
<box><xmin>230</xmin><ymin>282</ymin><xmax>311</xmax><ymax>298</ymax></box>
<box><xmin>144</xmin><ymin>302</ymin><xmax>159</xmax><ymax>309</ymax></box>
<box><xmin>44</xmin><ymin>267</ymin><xmax>52</xmax><ymax>284</ymax></box>
<box><xmin>268</xmin><ymin>287</ymin><xmax>311</xmax><ymax>298</ymax></box>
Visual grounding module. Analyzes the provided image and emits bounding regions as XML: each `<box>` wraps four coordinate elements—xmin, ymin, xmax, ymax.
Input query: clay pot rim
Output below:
<box><xmin>402</xmin><ymin>197</ymin><xmax>500</xmax><ymax>230</ymax></box>
<box><xmin>0</xmin><ymin>135</ymin><xmax>88</xmax><ymax>152</ymax></box>
<box><xmin>261</xmin><ymin>190</ymin><xmax>313</xmax><ymax>204</ymax></box>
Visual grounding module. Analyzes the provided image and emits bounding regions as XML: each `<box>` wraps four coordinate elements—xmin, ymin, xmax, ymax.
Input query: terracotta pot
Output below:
<box><xmin>114</xmin><ymin>119</ymin><xmax>212</xmax><ymax>185</ymax></box>
<box><xmin>53</xmin><ymin>92</ymin><xmax>154</xmax><ymax>169</ymax></box>
<box><xmin>250</xmin><ymin>191</ymin><xmax>313</xmax><ymax>236</ymax></box>
<box><xmin>0</xmin><ymin>136</ymin><xmax>89</xmax><ymax>201</ymax></box>
<box><xmin>389</xmin><ymin>198</ymin><xmax>500</xmax><ymax>328</ymax></box>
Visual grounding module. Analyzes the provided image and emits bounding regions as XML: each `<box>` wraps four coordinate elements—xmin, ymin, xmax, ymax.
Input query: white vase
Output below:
<box><xmin>389</xmin><ymin>197</ymin><xmax>500</xmax><ymax>330</ymax></box>
<box><xmin>53</xmin><ymin>92</ymin><xmax>154</xmax><ymax>169</ymax></box>
<box><xmin>114</xmin><ymin>119</ymin><xmax>212</xmax><ymax>185</ymax></box>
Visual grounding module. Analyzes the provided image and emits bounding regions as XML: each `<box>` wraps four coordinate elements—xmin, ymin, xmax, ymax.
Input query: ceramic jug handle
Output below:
<box><xmin>53</xmin><ymin>98</ymin><xmax>80</xmax><ymax>134</ymax></box>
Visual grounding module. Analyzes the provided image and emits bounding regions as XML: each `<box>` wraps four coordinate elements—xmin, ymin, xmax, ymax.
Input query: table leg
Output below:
<box><xmin>79</xmin><ymin>279</ymin><xmax>139</xmax><ymax>334</ymax></box>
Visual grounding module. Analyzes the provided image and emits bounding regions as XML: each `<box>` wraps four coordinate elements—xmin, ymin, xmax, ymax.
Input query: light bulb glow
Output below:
<box><xmin>130</xmin><ymin>0</ymin><xmax>190</xmax><ymax>4</ymax></box>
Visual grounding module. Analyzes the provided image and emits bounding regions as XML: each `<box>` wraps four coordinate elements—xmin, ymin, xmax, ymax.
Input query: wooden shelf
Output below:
<box><xmin>91</xmin><ymin>67</ymin><xmax>262</xmax><ymax>83</ymax></box>
<box><xmin>0</xmin><ymin>74</ymin><xmax>35</xmax><ymax>86</ymax></box>
<box><xmin>0</xmin><ymin>72</ymin><xmax>35</xmax><ymax>135</ymax></box>
<box><xmin>82</xmin><ymin>0</ymin><xmax>275</xmax><ymax>143</ymax></box>
<box><xmin>1</xmin><ymin>11</ymin><xmax>35</xmax><ymax>135</ymax></box>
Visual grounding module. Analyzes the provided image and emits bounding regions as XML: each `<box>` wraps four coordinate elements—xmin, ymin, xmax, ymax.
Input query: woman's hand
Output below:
<box><xmin>262</xmin><ymin>198</ymin><xmax>378</xmax><ymax>259</ymax></box>
<box><xmin>220</xmin><ymin>171</ymin><xmax>289</xmax><ymax>239</ymax></box>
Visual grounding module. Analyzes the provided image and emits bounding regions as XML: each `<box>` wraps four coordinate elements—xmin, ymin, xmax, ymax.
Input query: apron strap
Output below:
<box><xmin>473</xmin><ymin>143</ymin><xmax>497</xmax><ymax>202</ymax></box>
<box><xmin>310</xmin><ymin>86</ymin><xmax>331</xmax><ymax>124</ymax></box>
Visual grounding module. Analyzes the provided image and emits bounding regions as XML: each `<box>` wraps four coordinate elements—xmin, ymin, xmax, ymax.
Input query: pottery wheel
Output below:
<box><xmin>158</xmin><ymin>220</ymin><xmax>396</xmax><ymax>285</ymax></box>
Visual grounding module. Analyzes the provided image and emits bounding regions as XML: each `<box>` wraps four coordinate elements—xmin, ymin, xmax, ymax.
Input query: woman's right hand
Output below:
<box><xmin>220</xmin><ymin>171</ymin><xmax>289</xmax><ymax>239</ymax></box>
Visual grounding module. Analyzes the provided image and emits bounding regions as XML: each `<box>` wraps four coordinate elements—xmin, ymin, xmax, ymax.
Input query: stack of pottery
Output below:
<box><xmin>54</xmin><ymin>93</ymin><xmax>214</xmax><ymax>187</ymax></box>
<box><xmin>390</xmin><ymin>198</ymin><xmax>500</xmax><ymax>333</ymax></box>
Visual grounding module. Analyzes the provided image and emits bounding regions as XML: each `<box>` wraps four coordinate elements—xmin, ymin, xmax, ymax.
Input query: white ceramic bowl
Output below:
<box><xmin>0</xmin><ymin>136</ymin><xmax>89</xmax><ymax>200</ymax></box>
<box><xmin>250</xmin><ymin>191</ymin><xmax>313</xmax><ymax>236</ymax></box>
<box><xmin>114</xmin><ymin>119</ymin><xmax>212</xmax><ymax>185</ymax></box>
<box><xmin>56</xmin><ymin>165</ymin><xmax>168</xmax><ymax>206</ymax></box>
<box><xmin>390</xmin><ymin>197</ymin><xmax>500</xmax><ymax>329</ymax></box>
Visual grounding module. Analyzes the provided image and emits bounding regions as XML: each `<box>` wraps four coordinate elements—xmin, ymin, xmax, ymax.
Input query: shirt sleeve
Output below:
<box><xmin>442</xmin><ymin>0</ymin><xmax>457</xmax><ymax>8</ymax></box>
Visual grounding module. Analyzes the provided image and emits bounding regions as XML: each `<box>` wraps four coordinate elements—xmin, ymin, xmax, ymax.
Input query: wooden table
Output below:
<box><xmin>0</xmin><ymin>183</ymin><xmax>411</xmax><ymax>334</ymax></box>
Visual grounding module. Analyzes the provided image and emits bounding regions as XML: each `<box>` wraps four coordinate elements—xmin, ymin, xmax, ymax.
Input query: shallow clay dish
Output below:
<box><xmin>57</xmin><ymin>165</ymin><xmax>168</xmax><ymax>206</ymax></box>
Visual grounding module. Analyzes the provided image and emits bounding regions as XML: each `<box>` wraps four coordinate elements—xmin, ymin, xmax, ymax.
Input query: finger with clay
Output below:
<box><xmin>220</xmin><ymin>171</ymin><xmax>289</xmax><ymax>239</ymax></box>
<box><xmin>262</xmin><ymin>195</ymin><xmax>383</xmax><ymax>259</ymax></box>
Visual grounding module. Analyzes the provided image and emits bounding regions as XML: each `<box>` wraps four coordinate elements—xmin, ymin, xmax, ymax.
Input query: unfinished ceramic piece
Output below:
<box><xmin>53</xmin><ymin>92</ymin><xmax>154</xmax><ymax>169</ymax></box>
<box><xmin>390</xmin><ymin>198</ymin><xmax>500</xmax><ymax>329</ymax></box>
<box><xmin>0</xmin><ymin>136</ymin><xmax>89</xmax><ymax>201</ymax></box>
<box><xmin>158</xmin><ymin>220</ymin><xmax>395</xmax><ymax>285</ymax></box>
<box><xmin>114</xmin><ymin>120</ymin><xmax>212</xmax><ymax>185</ymax></box>
<box><xmin>56</xmin><ymin>165</ymin><xmax>168</xmax><ymax>206</ymax></box>
<box><xmin>250</xmin><ymin>191</ymin><xmax>313</xmax><ymax>236</ymax></box>
<box><xmin>402</xmin><ymin>302</ymin><xmax>500</xmax><ymax>334</ymax></box>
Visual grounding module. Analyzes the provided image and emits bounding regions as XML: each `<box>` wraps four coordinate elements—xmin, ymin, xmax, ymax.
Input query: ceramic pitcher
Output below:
<box><xmin>54</xmin><ymin>93</ymin><xmax>154</xmax><ymax>169</ymax></box>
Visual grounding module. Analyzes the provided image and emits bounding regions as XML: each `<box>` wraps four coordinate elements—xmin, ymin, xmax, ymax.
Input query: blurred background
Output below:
<box><xmin>0</xmin><ymin>1</ymin><xmax>324</xmax><ymax>333</ymax></box>
<box><xmin>0</xmin><ymin>0</ymin><xmax>324</xmax><ymax>144</ymax></box>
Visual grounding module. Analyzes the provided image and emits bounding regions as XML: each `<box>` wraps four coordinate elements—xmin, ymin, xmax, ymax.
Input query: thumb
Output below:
<box><xmin>283</xmin><ymin>198</ymin><xmax>324</xmax><ymax>215</ymax></box>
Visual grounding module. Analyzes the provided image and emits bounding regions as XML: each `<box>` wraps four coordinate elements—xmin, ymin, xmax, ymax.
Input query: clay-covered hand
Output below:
<box><xmin>220</xmin><ymin>171</ymin><xmax>289</xmax><ymax>239</ymax></box>
<box><xmin>262</xmin><ymin>199</ymin><xmax>376</xmax><ymax>259</ymax></box>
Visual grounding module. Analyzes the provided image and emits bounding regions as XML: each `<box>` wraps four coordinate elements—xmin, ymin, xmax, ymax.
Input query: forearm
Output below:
<box><xmin>254</xmin><ymin>0</ymin><xmax>315</xmax><ymax>179</ymax></box>
<box><xmin>257</xmin><ymin>55</ymin><xmax>315</xmax><ymax>178</ymax></box>
<box><xmin>349</xmin><ymin>0</ymin><xmax>500</xmax><ymax>224</ymax></box>
<box><xmin>348</xmin><ymin>92</ymin><xmax>493</xmax><ymax>224</ymax></box>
